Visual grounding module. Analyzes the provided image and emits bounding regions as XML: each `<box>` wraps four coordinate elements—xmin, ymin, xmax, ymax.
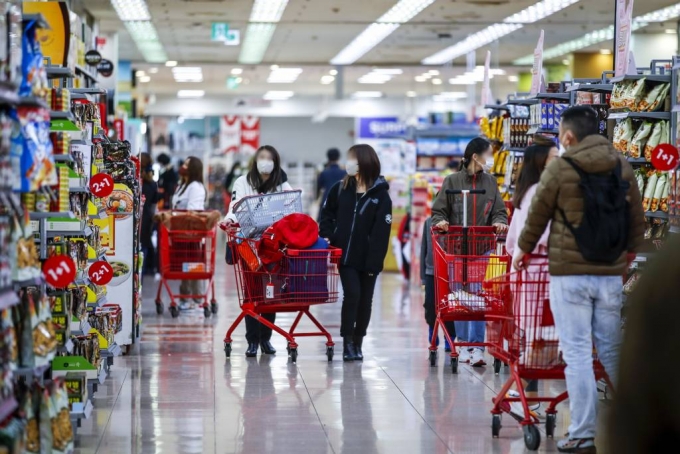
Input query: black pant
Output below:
<box><xmin>423</xmin><ymin>274</ymin><xmax>456</xmax><ymax>339</ymax></box>
<box><xmin>339</xmin><ymin>266</ymin><xmax>378</xmax><ymax>338</ymax></box>
<box><xmin>245</xmin><ymin>313</ymin><xmax>276</xmax><ymax>343</ymax></box>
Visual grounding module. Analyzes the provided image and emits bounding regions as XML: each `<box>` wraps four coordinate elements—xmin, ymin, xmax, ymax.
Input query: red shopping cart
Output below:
<box><xmin>223</xmin><ymin>227</ymin><xmax>341</xmax><ymax>362</ymax></box>
<box><xmin>430</xmin><ymin>189</ymin><xmax>510</xmax><ymax>374</ymax></box>
<box><xmin>155</xmin><ymin>215</ymin><xmax>218</xmax><ymax>318</ymax></box>
<box><xmin>483</xmin><ymin>255</ymin><xmax>614</xmax><ymax>451</ymax></box>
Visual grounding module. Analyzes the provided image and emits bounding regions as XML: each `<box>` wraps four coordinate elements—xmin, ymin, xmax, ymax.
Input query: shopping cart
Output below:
<box><xmin>155</xmin><ymin>214</ymin><xmax>218</xmax><ymax>318</ymax></box>
<box><xmin>430</xmin><ymin>189</ymin><xmax>511</xmax><ymax>374</ymax></box>
<box><xmin>231</xmin><ymin>189</ymin><xmax>303</xmax><ymax>238</ymax></box>
<box><xmin>484</xmin><ymin>255</ymin><xmax>614</xmax><ymax>451</ymax></box>
<box><xmin>223</xmin><ymin>227</ymin><xmax>341</xmax><ymax>362</ymax></box>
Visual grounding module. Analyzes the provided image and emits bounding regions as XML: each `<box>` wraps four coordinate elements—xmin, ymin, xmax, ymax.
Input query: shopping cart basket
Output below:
<box><xmin>483</xmin><ymin>255</ymin><xmax>614</xmax><ymax>451</ymax></box>
<box><xmin>155</xmin><ymin>218</ymin><xmax>218</xmax><ymax>318</ymax></box>
<box><xmin>430</xmin><ymin>189</ymin><xmax>510</xmax><ymax>373</ymax></box>
<box><xmin>232</xmin><ymin>190</ymin><xmax>303</xmax><ymax>238</ymax></box>
<box><xmin>223</xmin><ymin>226</ymin><xmax>341</xmax><ymax>363</ymax></box>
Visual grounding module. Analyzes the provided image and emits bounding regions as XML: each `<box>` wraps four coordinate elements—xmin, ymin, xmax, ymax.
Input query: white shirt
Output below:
<box><xmin>225</xmin><ymin>175</ymin><xmax>293</xmax><ymax>221</ymax></box>
<box><xmin>172</xmin><ymin>181</ymin><xmax>206</xmax><ymax>210</ymax></box>
<box><xmin>506</xmin><ymin>184</ymin><xmax>550</xmax><ymax>261</ymax></box>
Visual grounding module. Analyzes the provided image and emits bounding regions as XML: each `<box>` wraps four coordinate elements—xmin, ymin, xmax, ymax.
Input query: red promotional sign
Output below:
<box><xmin>43</xmin><ymin>255</ymin><xmax>77</xmax><ymax>288</ymax></box>
<box><xmin>113</xmin><ymin>118</ymin><xmax>124</xmax><ymax>140</ymax></box>
<box><xmin>90</xmin><ymin>173</ymin><xmax>114</xmax><ymax>198</ymax></box>
<box><xmin>651</xmin><ymin>144</ymin><xmax>680</xmax><ymax>171</ymax></box>
<box><xmin>240</xmin><ymin>116</ymin><xmax>260</xmax><ymax>155</ymax></box>
<box><xmin>88</xmin><ymin>261</ymin><xmax>113</xmax><ymax>286</ymax></box>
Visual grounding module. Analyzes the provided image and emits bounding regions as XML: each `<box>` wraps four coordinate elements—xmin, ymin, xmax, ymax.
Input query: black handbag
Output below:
<box><xmin>225</xmin><ymin>243</ymin><xmax>234</xmax><ymax>265</ymax></box>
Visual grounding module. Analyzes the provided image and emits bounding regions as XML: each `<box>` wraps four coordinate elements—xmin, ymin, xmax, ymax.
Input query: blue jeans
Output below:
<box><xmin>550</xmin><ymin>275</ymin><xmax>623</xmax><ymax>439</ymax></box>
<box><xmin>454</xmin><ymin>320</ymin><xmax>485</xmax><ymax>351</ymax></box>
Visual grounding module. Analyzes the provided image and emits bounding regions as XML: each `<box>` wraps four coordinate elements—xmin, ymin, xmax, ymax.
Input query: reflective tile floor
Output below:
<box><xmin>74</xmin><ymin>258</ymin><xmax>612</xmax><ymax>454</ymax></box>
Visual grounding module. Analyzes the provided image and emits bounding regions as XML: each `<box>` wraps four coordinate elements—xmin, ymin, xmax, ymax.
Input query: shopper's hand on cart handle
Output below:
<box><xmin>435</xmin><ymin>220</ymin><xmax>449</xmax><ymax>231</ymax></box>
<box><xmin>218</xmin><ymin>220</ymin><xmax>234</xmax><ymax>231</ymax></box>
<box><xmin>513</xmin><ymin>251</ymin><xmax>527</xmax><ymax>271</ymax></box>
<box><xmin>493</xmin><ymin>223</ymin><xmax>508</xmax><ymax>234</ymax></box>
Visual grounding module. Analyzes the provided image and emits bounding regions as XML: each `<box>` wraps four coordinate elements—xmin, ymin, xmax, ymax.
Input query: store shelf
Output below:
<box><xmin>70</xmin><ymin>399</ymin><xmax>93</xmax><ymax>422</ymax></box>
<box><xmin>14</xmin><ymin>363</ymin><xmax>51</xmax><ymax>379</ymax></box>
<box><xmin>13</xmin><ymin>275</ymin><xmax>43</xmax><ymax>288</ymax></box>
<box><xmin>645</xmin><ymin>211</ymin><xmax>669</xmax><ymax>219</ymax></box>
<box><xmin>70</xmin><ymin>186</ymin><xmax>90</xmax><ymax>194</ymax></box>
<box><xmin>672</xmin><ymin>105</ymin><xmax>680</xmax><ymax>113</ymax></box>
<box><xmin>51</xmin><ymin>110</ymin><xmax>76</xmax><ymax>121</ymax></box>
<box><xmin>0</xmin><ymin>397</ymin><xmax>18</xmax><ymax>423</ymax></box>
<box><xmin>627</xmin><ymin>157</ymin><xmax>651</xmax><ymax>165</ymax></box>
<box><xmin>101</xmin><ymin>344</ymin><xmax>122</xmax><ymax>358</ymax></box>
<box><xmin>71</xmin><ymin>319</ymin><xmax>91</xmax><ymax>336</ymax></box>
<box><xmin>29</xmin><ymin>211</ymin><xmax>76</xmax><ymax>220</ymax></box>
<box><xmin>527</xmin><ymin>126</ymin><xmax>559</xmax><ymax>135</ymax></box>
<box><xmin>0</xmin><ymin>290</ymin><xmax>20</xmax><ymax>311</ymax></box>
<box><xmin>608</xmin><ymin>111</ymin><xmax>672</xmax><ymax>120</ymax></box>
<box><xmin>58</xmin><ymin>339</ymin><xmax>74</xmax><ymax>354</ymax></box>
<box><xmin>535</xmin><ymin>92</ymin><xmax>571</xmax><ymax>101</ymax></box>
<box><xmin>89</xmin><ymin>210</ymin><xmax>107</xmax><ymax>220</ymax></box>
<box><xmin>20</xmin><ymin>95</ymin><xmax>49</xmax><ymax>109</ymax></box>
<box><xmin>70</xmin><ymin>92</ymin><xmax>89</xmax><ymax>101</ymax></box>
<box><xmin>70</xmin><ymin>87</ymin><xmax>106</xmax><ymax>95</ymax></box>
<box><xmin>75</xmin><ymin>65</ymin><xmax>98</xmax><ymax>82</ymax></box>
<box><xmin>484</xmin><ymin>104</ymin><xmax>510</xmax><ymax>111</ymax></box>
<box><xmin>506</xmin><ymin>98</ymin><xmax>539</xmax><ymax>106</ymax></box>
<box><xmin>567</xmin><ymin>83</ymin><xmax>613</xmax><ymax>93</ymax></box>
<box><xmin>53</xmin><ymin>153</ymin><xmax>75</xmax><ymax>163</ymax></box>
<box><xmin>46</xmin><ymin>226</ymin><xmax>93</xmax><ymax>238</ymax></box>
<box><xmin>23</xmin><ymin>13</ymin><xmax>50</xmax><ymax>29</ymax></box>
<box><xmin>508</xmin><ymin>147</ymin><xmax>526</xmax><ymax>153</ymax></box>
<box><xmin>0</xmin><ymin>81</ymin><xmax>19</xmax><ymax>106</ymax></box>
<box><xmin>46</xmin><ymin>66</ymin><xmax>73</xmax><ymax>79</ymax></box>
<box><xmin>610</xmin><ymin>74</ymin><xmax>671</xmax><ymax>83</ymax></box>
<box><xmin>71</xmin><ymin>139</ymin><xmax>93</xmax><ymax>146</ymax></box>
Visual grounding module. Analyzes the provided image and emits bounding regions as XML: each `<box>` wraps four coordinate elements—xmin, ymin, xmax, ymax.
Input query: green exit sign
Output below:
<box><xmin>211</xmin><ymin>22</ymin><xmax>229</xmax><ymax>42</ymax></box>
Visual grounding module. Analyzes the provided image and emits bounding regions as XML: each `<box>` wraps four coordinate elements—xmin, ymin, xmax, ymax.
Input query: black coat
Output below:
<box><xmin>319</xmin><ymin>177</ymin><xmax>392</xmax><ymax>274</ymax></box>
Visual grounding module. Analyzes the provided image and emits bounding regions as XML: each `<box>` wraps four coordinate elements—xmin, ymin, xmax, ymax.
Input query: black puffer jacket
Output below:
<box><xmin>319</xmin><ymin>177</ymin><xmax>392</xmax><ymax>273</ymax></box>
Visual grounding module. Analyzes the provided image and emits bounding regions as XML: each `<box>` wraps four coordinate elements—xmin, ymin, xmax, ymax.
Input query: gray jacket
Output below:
<box><xmin>420</xmin><ymin>217</ymin><xmax>434</xmax><ymax>281</ymax></box>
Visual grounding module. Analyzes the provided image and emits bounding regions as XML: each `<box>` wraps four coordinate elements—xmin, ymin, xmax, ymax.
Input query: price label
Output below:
<box><xmin>43</xmin><ymin>255</ymin><xmax>76</xmax><ymax>288</ymax></box>
<box><xmin>88</xmin><ymin>261</ymin><xmax>113</xmax><ymax>286</ymax></box>
<box><xmin>89</xmin><ymin>173</ymin><xmax>114</xmax><ymax>198</ymax></box>
<box><xmin>651</xmin><ymin>144</ymin><xmax>680</xmax><ymax>171</ymax></box>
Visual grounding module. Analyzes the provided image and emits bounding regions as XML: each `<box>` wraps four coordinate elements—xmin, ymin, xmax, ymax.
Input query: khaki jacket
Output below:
<box><xmin>518</xmin><ymin>135</ymin><xmax>645</xmax><ymax>276</ymax></box>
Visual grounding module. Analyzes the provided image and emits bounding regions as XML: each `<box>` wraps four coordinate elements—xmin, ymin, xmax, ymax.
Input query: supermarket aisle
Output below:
<box><xmin>71</xmin><ymin>259</ymin><xmax>604</xmax><ymax>454</ymax></box>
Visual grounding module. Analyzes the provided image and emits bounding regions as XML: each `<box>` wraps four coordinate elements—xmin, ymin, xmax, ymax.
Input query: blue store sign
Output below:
<box><xmin>356</xmin><ymin>117</ymin><xmax>407</xmax><ymax>139</ymax></box>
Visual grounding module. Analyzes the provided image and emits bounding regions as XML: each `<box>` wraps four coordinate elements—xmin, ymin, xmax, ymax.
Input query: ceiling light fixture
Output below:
<box><xmin>562</xmin><ymin>59</ymin><xmax>570</xmax><ymax>65</ymax></box>
<box><xmin>111</xmin><ymin>0</ymin><xmax>151</xmax><ymax>21</ymax></box>
<box><xmin>165</xmin><ymin>61</ymin><xmax>178</xmax><ymax>67</ymax></box>
<box><xmin>329</xmin><ymin>69</ymin><xmax>338</xmax><ymax>76</ymax></box>
<box><xmin>249</xmin><ymin>0</ymin><xmax>289</xmax><ymax>22</ymax></box>
<box><xmin>139</xmin><ymin>75</ymin><xmax>151</xmax><ymax>83</ymax></box>
<box><xmin>422</xmin><ymin>0</ymin><xmax>579</xmax><ymax>65</ymax></box>
<box><xmin>177</xmin><ymin>90</ymin><xmax>205</xmax><ymax>98</ymax></box>
<box><xmin>149</xmin><ymin>67</ymin><xmax>158</xmax><ymax>73</ymax></box>
<box><xmin>352</xmin><ymin>91</ymin><xmax>384</xmax><ymax>99</ymax></box>
<box><xmin>267</xmin><ymin>67</ymin><xmax>303</xmax><ymax>83</ymax></box>
<box><xmin>172</xmin><ymin>66</ymin><xmax>203</xmax><ymax>83</ymax></box>
<box><xmin>124</xmin><ymin>20</ymin><xmax>167</xmax><ymax>62</ymax></box>
<box><xmin>239</xmin><ymin>23</ymin><xmax>277</xmax><ymax>64</ymax></box>
<box><xmin>331</xmin><ymin>0</ymin><xmax>436</xmax><ymax>65</ymax></box>
<box><xmin>514</xmin><ymin>3</ymin><xmax>680</xmax><ymax>65</ymax></box>
<box><xmin>508</xmin><ymin>75</ymin><xmax>519</xmax><ymax>82</ymax></box>
<box><xmin>231</xmin><ymin>68</ymin><xmax>243</xmax><ymax>75</ymax></box>
<box><xmin>415</xmin><ymin>76</ymin><xmax>427</xmax><ymax>82</ymax></box>
<box><xmin>135</xmin><ymin>70</ymin><xmax>146</xmax><ymax>78</ymax></box>
<box><xmin>358</xmin><ymin>68</ymin><xmax>401</xmax><ymax>84</ymax></box>
<box><xmin>406</xmin><ymin>91</ymin><xmax>417</xmax><ymax>97</ymax></box>
<box><xmin>321</xmin><ymin>75</ymin><xmax>335</xmax><ymax>84</ymax></box>
<box><xmin>433</xmin><ymin>92</ymin><xmax>467</xmax><ymax>102</ymax></box>
<box><xmin>665</xmin><ymin>29</ymin><xmax>676</xmax><ymax>34</ymax></box>
<box><xmin>600</xmin><ymin>48</ymin><xmax>612</xmax><ymax>55</ymax></box>
<box><xmin>263</xmin><ymin>90</ymin><xmax>294</xmax><ymax>100</ymax></box>
<box><xmin>432</xmin><ymin>78</ymin><xmax>442</xmax><ymax>85</ymax></box>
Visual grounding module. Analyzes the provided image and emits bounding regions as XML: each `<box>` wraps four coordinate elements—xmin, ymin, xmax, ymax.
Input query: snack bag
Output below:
<box><xmin>651</xmin><ymin>173</ymin><xmax>666</xmax><ymax>212</ymax></box>
<box><xmin>642</xmin><ymin>172</ymin><xmax>659</xmax><ymax>212</ymax></box>
<box><xmin>660</xmin><ymin>175</ymin><xmax>670</xmax><ymax>213</ymax></box>
<box><xmin>629</xmin><ymin>121</ymin><xmax>652</xmax><ymax>158</ymax></box>
<box><xmin>613</xmin><ymin>119</ymin><xmax>634</xmax><ymax>152</ymax></box>
<box><xmin>610</xmin><ymin>81</ymin><xmax>631</xmax><ymax>109</ymax></box>
<box><xmin>644</xmin><ymin>122</ymin><xmax>663</xmax><ymax>161</ymax></box>
<box><xmin>624</xmin><ymin>78</ymin><xmax>647</xmax><ymax>111</ymax></box>
<box><xmin>50</xmin><ymin>381</ymin><xmax>74</xmax><ymax>454</ymax></box>
<box><xmin>639</xmin><ymin>83</ymin><xmax>669</xmax><ymax>111</ymax></box>
<box><xmin>11</xmin><ymin>107</ymin><xmax>57</xmax><ymax>192</ymax></box>
<box><xmin>40</xmin><ymin>388</ymin><xmax>54</xmax><ymax>454</ymax></box>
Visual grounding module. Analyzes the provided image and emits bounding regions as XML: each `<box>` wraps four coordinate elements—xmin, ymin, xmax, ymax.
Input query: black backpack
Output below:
<box><xmin>558</xmin><ymin>157</ymin><xmax>630</xmax><ymax>264</ymax></box>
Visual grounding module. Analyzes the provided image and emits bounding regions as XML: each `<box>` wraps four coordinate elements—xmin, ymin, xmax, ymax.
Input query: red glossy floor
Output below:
<box><xmin>73</xmin><ymin>258</ymin><xmax>611</xmax><ymax>454</ymax></box>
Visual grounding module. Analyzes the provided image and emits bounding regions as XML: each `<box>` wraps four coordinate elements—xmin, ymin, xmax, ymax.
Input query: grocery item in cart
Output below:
<box><xmin>232</xmin><ymin>190</ymin><xmax>303</xmax><ymax>238</ymax></box>
<box><xmin>285</xmin><ymin>238</ymin><xmax>330</xmax><ymax>299</ymax></box>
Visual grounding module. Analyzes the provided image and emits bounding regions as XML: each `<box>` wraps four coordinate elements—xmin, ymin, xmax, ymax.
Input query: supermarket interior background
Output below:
<box><xmin>1</xmin><ymin>0</ymin><xmax>679</xmax><ymax>453</ymax></box>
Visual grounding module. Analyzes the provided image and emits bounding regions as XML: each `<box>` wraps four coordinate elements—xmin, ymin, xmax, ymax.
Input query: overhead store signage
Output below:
<box><xmin>481</xmin><ymin>50</ymin><xmax>492</xmax><ymax>107</ymax></box>
<box><xmin>357</xmin><ymin>117</ymin><xmax>406</xmax><ymax>139</ymax></box>
<box><xmin>615</xmin><ymin>0</ymin><xmax>634</xmax><ymax>77</ymax></box>
<box><xmin>211</xmin><ymin>22</ymin><xmax>230</xmax><ymax>41</ymax></box>
<box><xmin>97</xmin><ymin>59</ymin><xmax>114</xmax><ymax>77</ymax></box>
<box><xmin>43</xmin><ymin>255</ymin><xmax>76</xmax><ymax>288</ymax></box>
<box><xmin>651</xmin><ymin>144</ymin><xmax>679</xmax><ymax>171</ymax></box>
<box><xmin>219</xmin><ymin>116</ymin><xmax>261</xmax><ymax>155</ymax></box>
<box><xmin>85</xmin><ymin>50</ymin><xmax>103</xmax><ymax>66</ymax></box>
<box><xmin>530</xmin><ymin>30</ymin><xmax>544</xmax><ymax>96</ymax></box>
<box><xmin>224</xmin><ymin>29</ymin><xmax>240</xmax><ymax>46</ymax></box>
<box><xmin>23</xmin><ymin>1</ymin><xmax>70</xmax><ymax>66</ymax></box>
<box><xmin>88</xmin><ymin>261</ymin><xmax>113</xmax><ymax>286</ymax></box>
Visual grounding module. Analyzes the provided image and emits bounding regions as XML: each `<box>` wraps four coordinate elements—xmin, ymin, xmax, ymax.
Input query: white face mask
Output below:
<box><xmin>477</xmin><ymin>155</ymin><xmax>494</xmax><ymax>173</ymax></box>
<box><xmin>257</xmin><ymin>159</ymin><xmax>274</xmax><ymax>174</ymax></box>
<box><xmin>346</xmin><ymin>159</ymin><xmax>359</xmax><ymax>177</ymax></box>
<box><xmin>558</xmin><ymin>144</ymin><xmax>567</xmax><ymax>156</ymax></box>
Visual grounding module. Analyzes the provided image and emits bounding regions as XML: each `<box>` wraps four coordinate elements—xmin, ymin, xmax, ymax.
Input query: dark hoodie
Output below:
<box><xmin>319</xmin><ymin>177</ymin><xmax>392</xmax><ymax>274</ymax></box>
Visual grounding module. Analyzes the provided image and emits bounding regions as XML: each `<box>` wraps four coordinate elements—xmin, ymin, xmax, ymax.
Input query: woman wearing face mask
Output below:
<box><xmin>431</xmin><ymin>137</ymin><xmax>508</xmax><ymax>367</ymax></box>
<box><xmin>226</xmin><ymin>145</ymin><xmax>293</xmax><ymax>358</ymax></box>
<box><xmin>172</xmin><ymin>156</ymin><xmax>207</xmax><ymax>310</ymax></box>
<box><xmin>319</xmin><ymin>144</ymin><xmax>392</xmax><ymax>362</ymax></box>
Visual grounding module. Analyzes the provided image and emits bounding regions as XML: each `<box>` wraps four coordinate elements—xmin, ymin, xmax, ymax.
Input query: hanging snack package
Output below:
<box><xmin>23</xmin><ymin>390</ymin><xmax>39</xmax><ymax>454</ymax></box>
<box><xmin>610</xmin><ymin>81</ymin><xmax>631</xmax><ymax>109</ymax></box>
<box><xmin>629</xmin><ymin>121</ymin><xmax>652</xmax><ymax>158</ymax></box>
<box><xmin>634</xmin><ymin>168</ymin><xmax>646</xmax><ymax>198</ymax></box>
<box><xmin>11</xmin><ymin>107</ymin><xmax>57</xmax><ymax>192</ymax></box>
<box><xmin>613</xmin><ymin>118</ymin><xmax>634</xmax><ymax>152</ymax></box>
<box><xmin>611</xmin><ymin>121</ymin><xmax>623</xmax><ymax>152</ymax></box>
<box><xmin>19</xmin><ymin>19</ymin><xmax>47</xmax><ymax>98</ymax></box>
<box><xmin>640</xmin><ymin>83</ymin><xmax>670</xmax><ymax>112</ymax></box>
<box><xmin>644</xmin><ymin>121</ymin><xmax>663</xmax><ymax>161</ymax></box>
<box><xmin>650</xmin><ymin>173</ymin><xmax>667</xmax><ymax>212</ymax></box>
<box><xmin>642</xmin><ymin>172</ymin><xmax>658</xmax><ymax>212</ymax></box>
<box><xmin>51</xmin><ymin>381</ymin><xmax>74</xmax><ymax>454</ymax></box>
<box><xmin>624</xmin><ymin>78</ymin><xmax>647</xmax><ymax>111</ymax></box>
<box><xmin>660</xmin><ymin>174</ymin><xmax>670</xmax><ymax>213</ymax></box>
<box><xmin>40</xmin><ymin>388</ymin><xmax>54</xmax><ymax>454</ymax></box>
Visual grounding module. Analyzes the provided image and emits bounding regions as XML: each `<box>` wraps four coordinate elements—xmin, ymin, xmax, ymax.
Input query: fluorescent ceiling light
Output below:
<box><xmin>250</xmin><ymin>0</ymin><xmax>289</xmax><ymax>22</ymax></box>
<box><xmin>149</xmin><ymin>67</ymin><xmax>158</xmax><ymax>73</ymax></box>
<box><xmin>321</xmin><ymin>75</ymin><xmax>335</xmax><ymax>84</ymax></box>
<box><xmin>373</xmin><ymin>68</ymin><xmax>403</xmax><ymax>75</ymax></box>
<box><xmin>267</xmin><ymin>67</ymin><xmax>303</xmax><ymax>83</ymax></box>
<box><xmin>111</xmin><ymin>0</ymin><xmax>150</xmax><ymax>21</ymax></box>
<box><xmin>172</xmin><ymin>66</ymin><xmax>203</xmax><ymax>82</ymax></box>
<box><xmin>124</xmin><ymin>21</ymin><xmax>167</xmax><ymax>63</ymax></box>
<box><xmin>600</xmin><ymin>48</ymin><xmax>612</xmax><ymax>55</ymax></box>
<box><xmin>406</xmin><ymin>91</ymin><xmax>417</xmax><ymax>97</ymax></box>
<box><xmin>422</xmin><ymin>0</ymin><xmax>579</xmax><ymax>64</ymax></box>
<box><xmin>135</xmin><ymin>70</ymin><xmax>146</xmax><ymax>78</ymax></box>
<box><xmin>329</xmin><ymin>69</ymin><xmax>338</xmax><ymax>76</ymax></box>
<box><xmin>432</xmin><ymin>78</ymin><xmax>442</xmax><ymax>85</ymax></box>
<box><xmin>508</xmin><ymin>75</ymin><xmax>519</xmax><ymax>82</ymax></box>
<box><xmin>562</xmin><ymin>59</ymin><xmax>570</xmax><ymax>65</ymax></box>
<box><xmin>331</xmin><ymin>0</ymin><xmax>436</xmax><ymax>65</ymax></box>
<box><xmin>666</xmin><ymin>29</ymin><xmax>676</xmax><ymax>34</ymax></box>
<box><xmin>177</xmin><ymin>90</ymin><xmax>205</xmax><ymax>98</ymax></box>
<box><xmin>433</xmin><ymin>92</ymin><xmax>467</xmax><ymax>102</ymax></box>
<box><xmin>263</xmin><ymin>90</ymin><xmax>294</xmax><ymax>100</ymax></box>
<box><xmin>514</xmin><ymin>3</ymin><xmax>680</xmax><ymax>65</ymax></box>
<box><xmin>428</xmin><ymin>70</ymin><xmax>439</xmax><ymax>75</ymax></box>
<box><xmin>415</xmin><ymin>76</ymin><xmax>427</xmax><ymax>82</ymax></box>
<box><xmin>139</xmin><ymin>75</ymin><xmax>151</xmax><ymax>83</ymax></box>
<box><xmin>239</xmin><ymin>23</ymin><xmax>277</xmax><ymax>64</ymax></box>
<box><xmin>165</xmin><ymin>61</ymin><xmax>178</xmax><ymax>67</ymax></box>
<box><xmin>352</xmin><ymin>91</ymin><xmax>383</xmax><ymax>99</ymax></box>
<box><xmin>358</xmin><ymin>68</ymin><xmax>401</xmax><ymax>84</ymax></box>
<box><xmin>231</xmin><ymin>68</ymin><xmax>243</xmax><ymax>75</ymax></box>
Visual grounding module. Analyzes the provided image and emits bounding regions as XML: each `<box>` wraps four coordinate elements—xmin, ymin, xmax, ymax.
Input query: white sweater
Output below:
<box><xmin>225</xmin><ymin>175</ymin><xmax>293</xmax><ymax>221</ymax></box>
<box><xmin>172</xmin><ymin>181</ymin><xmax>206</xmax><ymax>210</ymax></box>
<box><xmin>506</xmin><ymin>184</ymin><xmax>550</xmax><ymax>261</ymax></box>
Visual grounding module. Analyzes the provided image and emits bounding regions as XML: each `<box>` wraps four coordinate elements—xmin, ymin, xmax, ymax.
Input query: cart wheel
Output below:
<box><xmin>523</xmin><ymin>424</ymin><xmax>541</xmax><ymax>451</ymax></box>
<box><xmin>211</xmin><ymin>302</ymin><xmax>218</xmax><ymax>314</ymax></box>
<box><xmin>450</xmin><ymin>357</ymin><xmax>458</xmax><ymax>374</ymax></box>
<box><xmin>155</xmin><ymin>301</ymin><xmax>164</xmax><ymax>315</ymax></box>
<box><xmin>545</xmin><ymin>414</ymin><xmax>556</xmax><ymax>438</ymax></box>
<box><xmin>286</xmin><ymin>343</ymin><xmax>292</xmax><ymax>355</ymax></box>
<box><xmin>224</xmin><ymin>342</ymin><xmax>232</xmax><ymax>358</ymax></box>
<box><xmin>429</xmin><ymin>350</ymin><xmax>437</xmax><ymax>367</ymax></box>
<box><xmin>491</xmin><ymin>414</ymin><xmax>502</xmax><ymax>438</ymax></box>
<box><xmin>494</xmin><ymin>359</ymin><xmax>502</xmax><ymax>375</ymax></box>
<box><xmin>203</xmin><ymin>306</ymin><xmax>211</xmax><ymax>318</ymax></box>
<box><xmin>289</xmin><ymin>348</ymin><xmax>298</xmax><ymax>363</ymax></box>
<box><xmin>169</xmin><ymin>306</ymin><xmax>179</xmax><ymax>318</ymax></box>
<box><xmin>326</xmin><ymin>346</ymin><xmax>334</xmax><ymax>362</ymax></box>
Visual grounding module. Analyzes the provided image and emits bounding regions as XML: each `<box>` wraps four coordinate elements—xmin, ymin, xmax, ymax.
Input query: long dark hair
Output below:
<box><xmin>177</xmin><ymin>156</ymin><xmax>204</xmax><ymax>195</ymax></box>
<box><xmin>512</xmin><ymin>137</ymin><xmax>556</xmax><ymax>209</ymax></box>
<box><xmin>247</xmin><ymin>145</ymin><xmax>284</xmax><ymax>194</ymax></box>
<box><xmin>459</xmin><ymin>137</ymin><xmax>491</xmax><ymax>171</ymax></box>
<box><xmin>343</xmin><ymin>144</ymin><xmax>381</xmax><ymax>189</ymax></box>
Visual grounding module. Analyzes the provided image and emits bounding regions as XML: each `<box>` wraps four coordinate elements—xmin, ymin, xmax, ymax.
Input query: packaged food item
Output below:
<box><xmin>651</xmin><ymin>172</ymin><xmax>667</xmax><ymax>212</ymax></box>
<box><xmin>644</xmin><ymin>121</ymin><xmax>663</xmax><ymax>161</ymax></box>
<box><xmin>634</xmin><ymin>168</ymin><xmax>646</xmax><ymax>194</ymax></box>
<box><xmin>642</xmin><ymin>171</ymin><xmax>658</xmax><ymax>211</ymax></box>
<box><xmin>623</xmin><ymin>272</ymin><xmax>640</xmax><ymax>295</ymax></box>
<box><xmin>23</xmin><ymin>390</ymin><xmax>39</xmax><ymax>453</ymax></box>
<box><xmin>19</xmin><ymin>18</ymin><xmax>48</xmax><ymax>98</ymax></box>
<box><xmin>644</xmin><ymin>219</ymin><xmax>653</xmax><ymax>239</ymax></box>
<box><xmin>11</xmin><ymin>107</ymin><xmax>57</xmax><ymax>192</ymax></box>
<box><xmin>50</xmin><ymin>381</ymin><xmax>74</xmax><ymax>453</ymax></box>
<box><xmin>639</xmin><ymin>83</ymin><xmax>669</xmax><ymax>111</ymax></box>
<box><xmin>660</xmin><ymin>174</ymin><xmax>670</xmax><ymax>213</ymax></box>
<box><xmin>624</xmin><ymin>78</ymin><xmax>647</xmax><ymax>111</ymax></box>
<box><xmin>613</xmin><ymin>118</ymin><xmax>634</xmax><ymax>152</ymax></box>
<box><xmin>629</xmin><ymin>121</ymin><xmax>652</xmax><ymax>158</ymax></box>
<box><xmin>610</xmin><ymin>81</ymin><xmax>631</xmax><ymax>109</ymax></box>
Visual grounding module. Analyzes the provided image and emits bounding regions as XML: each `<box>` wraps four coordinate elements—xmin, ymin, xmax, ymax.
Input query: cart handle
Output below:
<box><xmin>218</xmin><ymin>221</ymin><xmax>239</xmax><ymax>232</ymax></box>
<box><xmin>445</xmin><ymin>189</ymin><xmax>487</xmax><ymax>195</ymax></box>
<box><xmin>287</xmin><ymin>246</ymin><xmax>342</xmax><ymax>258</ymax></box>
